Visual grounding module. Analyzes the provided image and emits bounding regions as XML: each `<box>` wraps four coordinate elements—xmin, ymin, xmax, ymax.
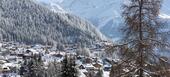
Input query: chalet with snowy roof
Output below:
<box><xmin>0</xmin><ymin>60</ymin><xmax>7</xmax><ymax>65</ymax></box>
<box><xmin>83</xmin><ymin>58</ymin><xmax>93</xmax><ymax>64</ymax></box>
<box><xmin>25</xmin><ymin>50</ymin><xmax>32</xmax><ymax>53</ymax></box>
<box><xmin>76</xmin><ymin>55</ymin><xmax>85</xmax><ymax>60</ymax></box>
<box><xmin>93</xmin><ymin>63</ymin><xmax>103</xmax><ymax>69</ymax></box>
<box><xmin>52</xmin><ymin>53</ymin><xmax>63</xmax><ymax>58</ymax></box>
<box><xmin>0</xmin><ymin>66</ymin><xmax>10</xmax><ymax>73</ymax></box>
<box><xmin>103</xmin><ymin>64</ymin><xmax>111</xmax><ymax>71</ymax></box>
<box><xmin>83</xmin><ymin>64</ymin><xmax>96</xmax><ymax>71</ymax></box>
<box><xmin>79</xmin><ymin>64</ymin><xmax>85</xmax><ymax>69</ymax></box>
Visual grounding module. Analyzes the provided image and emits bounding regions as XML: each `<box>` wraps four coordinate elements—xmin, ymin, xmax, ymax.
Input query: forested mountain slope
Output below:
<box><xmin>0</xmin><ymin>0</ymin><xmax>105</xmax><ymax>45</ymax></box>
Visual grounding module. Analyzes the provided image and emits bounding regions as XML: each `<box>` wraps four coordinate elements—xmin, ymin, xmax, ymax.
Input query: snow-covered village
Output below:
<box><xmin>0</xmin><ymin>0</ymin><xmax>170</xmax><ymax>77</ymax></box>
<box><xmin>0</xmin><ymin>41</ymin><xmax>114</xmax><ymax>77</ymax></box>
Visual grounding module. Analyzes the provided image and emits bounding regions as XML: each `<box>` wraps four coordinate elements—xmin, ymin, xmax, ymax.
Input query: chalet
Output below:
<box><xmin>6</xmin><ymin>55</ymin><xmax>17</xmax><ymax>63</ymax></box>
<box><xmin>0</xmin><ymin>56</ymin><xmax>5</xmax><ymax>61</ymax></box>
<box><xmin>79</xmin><ymin>64</ymin><xmax>85</xmax><ymax>69</ymax></box>
<box><xmin>52</xmin><ymin>53</ymin><xmax>63</xmax><ymax>58</ymax></box>
<box><xmin>0</xmin><ymin>60</ymin><xmax>7</xmax><ymax>65</ymax></box>
<box><xmin>93</xmin><ymin>63</ymin><xmax>102</xmax><ymax>69</ymax></box>
<box><xmin>17</xmin><ymin>54</ymin><xmax>25</xmax><ymax>58</ymax></box>
<box><xmin>9</xmin><ymin>48</ymin><xmax>17</xmax><ymax>51</ymax></box>
<box><xmin>26</xmin><ymin>50</ymin><xmax>32</xmax><ymax>53</ymax></box>
<box><xmin>1</xmin><ymin>66</ymin><xmax>10</xmax><ymax>73</ymax></box>
<box><xmin>103</xmin><ymin>64</ymin><xmax>111</xmax><ymax>71</ymax></box>
<box><xmin>83</xmin><ymin>64</ymin><xmax>96</xmax><ymax>71</ymax></box>
<box><xmin>27</xmin><ymin>49</ymin><xmax>39</xmax><ymax>54</ymax></box>
<box><xmin>83</xmin><ymin>58</ymin><xmax>93</xmax><ymax>64</ymax></box>
<box><xmin>76</xmin><ymin>55</ymin><xmax>85</xmax><ymax>60</ymax></box>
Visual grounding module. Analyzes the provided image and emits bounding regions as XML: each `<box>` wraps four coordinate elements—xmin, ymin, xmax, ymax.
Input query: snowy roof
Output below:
<box><xmin>76</xmin><ymin>60</ymin><xmax>82</xmax><ymax>65</ymax></box>
<box><xmin>0</xmin><ymin>43</ymin><xmax>2</xmax><ymax>47</ymax></box>
<box><xmin>79</xmin><ymin>69</ymin><xmax>88</xmax><ymax>73</ymax></box>
<box><xmin>103</xmin><ymin>64</ymin><xmax>112</xmax><ymax>67</ymax></box>
<box><xmin>103</xmin><ymin>71</ymin><xmax>110</xmax><ymax>77</ymax></box>
<box><xmin>2</xmin><ymin>63</ymin><xmax>20</xmax><ymax>68</ymax></box>
<box><xmin>0</xmin><ymin>56</ymin><xmax>5</xmax><ymax>60</ymax></box>
<box><xmin>83</xmin><ymin>64</ymin><xmax>95</xmax><ymax>68</ymax></box>
<box><xmin>0</xmin><ymin>60</ymin><xmax>7</xmax><ymax>64</ymax></box>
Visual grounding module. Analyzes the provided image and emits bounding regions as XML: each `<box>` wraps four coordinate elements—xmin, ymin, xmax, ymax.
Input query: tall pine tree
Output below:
<box><xmin>20</xmin><ymin>54</ymin><xmax>45</xmax><ymax>77</ymax></box>
<box><xmin>61</xmin><ymin>55</ymin><xmax>78</xmax><ymax>77</ymax></box>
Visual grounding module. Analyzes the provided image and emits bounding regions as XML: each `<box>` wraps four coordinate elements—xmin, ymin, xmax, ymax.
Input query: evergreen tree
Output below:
<box><xmin>61</xmin><ymin>55</ymin><xmax>78</xmax><ymax>77</ymax></box>
<box><xmin>46</xmin><ymin>60</ymin><xmax>62</xmax><ymax>77</ymax></box>
<box><xmin>20</xmin><ymin>54</ymin><xmax>45</xmax><ymax>77</ymax></box>
<box><xmin>19</xmin><ymin>57</ymin><xmax>28</xmax><ymax>77</ymax></box>
<box><xmin>69</xmin><ymin>56</ymin><xmax>78</xmax><ymax>77</ymax></box>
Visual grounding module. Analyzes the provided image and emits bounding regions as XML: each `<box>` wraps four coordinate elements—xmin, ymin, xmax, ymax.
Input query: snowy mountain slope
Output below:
<box><xmin>0</xmin><ymin>0</ymin><xmax>106</xmax><ymax>45</ymax></box>
<box><xmin>34</xmin><ymin>0</ymin><xmax>65</xmax><ymax>13</ymax></box>
<box><xmin>62</xmin><ymin>0</ymin><xmax>170</xmax><ymax>39</ymax></box>
<box><xmin>61</xmin><ymin>0</ymin><xmax>124</xmax><ymax>39</ymax></box>
<box><xmin>37</xmin><ymin>0</ymin><xmax>170</xmax><ymax>39</ymax></box>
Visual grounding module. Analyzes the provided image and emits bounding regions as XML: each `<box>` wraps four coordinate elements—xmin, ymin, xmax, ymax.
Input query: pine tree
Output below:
<box><xmin>20</xmin><ymin>54</ymin><xmax>45</xmax><ymax>77</ymax></box>
<box><xmin>30</xmin><ymin>54</ymin><xmax>45</xmax><ymax>77</ymax></box>
<box><xmin>19</xmin><ymin>57</ymin><xmax>28</xmax><ymax>77</ymax></box>
<box><xmin>110</xmin><ymin>0</ymin><xmax>170</xmax><ymax>77</ymax></box>
<box><xmin>69</xmin><ymin>56</ymin><xmax>78</xmax><ymax>77</ymax></box>
<box><xmin>61</xmin><ymin>55</ymin><xmax>78</xmax><ymax>77</ymax></box>
<box><xmin>46</xmin><ymin>60</ymin><xmax>62</xmax><ymax>77</ymax></box>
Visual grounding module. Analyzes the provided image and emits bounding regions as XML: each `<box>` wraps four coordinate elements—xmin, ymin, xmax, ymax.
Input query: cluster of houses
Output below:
<box><xmin>0</xmin><ymin>41</ymin><xmax>114</xmax><ymax>77</ymax></box>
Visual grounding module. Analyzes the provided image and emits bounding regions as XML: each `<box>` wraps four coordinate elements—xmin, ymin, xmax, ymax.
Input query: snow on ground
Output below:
<box><xmin>0</xmin><ymin>73</ymin><xmax>20</xmax><ymax>77</ymax></box>
<box><xmin>79</xmin><ymin>69</ymin><xmax>87</xmax><ymax>77</ymax></box>
<box><xmin>104</xmin><ymin>71</ymin><xmax>110</xmax><ymax>77</ymax></box>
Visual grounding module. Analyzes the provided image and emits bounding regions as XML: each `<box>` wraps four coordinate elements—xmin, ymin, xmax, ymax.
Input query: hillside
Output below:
<box><xmin>37</xmin><ymin>0</ymin><xmax>170</xmax><ymax>39</ymax></box>
<box><xmin>0</xmin><ymin>0</ymin><xmax>105</xmax><ymax>45</ymax></box>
